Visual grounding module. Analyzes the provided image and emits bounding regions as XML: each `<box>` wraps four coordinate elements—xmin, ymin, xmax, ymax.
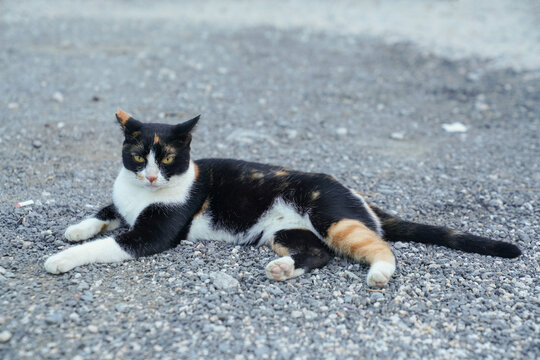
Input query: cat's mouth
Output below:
<box><xmin>145</xmin><ymin>182</ymin><xmax>163</xmax><ymax>189</ymax></box>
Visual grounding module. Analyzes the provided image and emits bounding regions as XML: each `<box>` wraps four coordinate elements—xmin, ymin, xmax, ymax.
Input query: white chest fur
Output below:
<box><xmin>113</xmin><ymin>162</ymin><xmax>196</xmax><ymax>226</ymax></box>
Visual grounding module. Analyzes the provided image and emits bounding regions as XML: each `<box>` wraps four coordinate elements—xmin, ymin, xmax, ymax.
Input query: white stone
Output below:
<box><xmin>53</xmin><ymin>91</ymin><xmax>64</xmax><ymax>103</ymax></box>
<box><xmin>209</xmin><ymin>272</ymin><xmax>239</xmax><ymax>289</ymax></box>
<box><xmin>303</xmin><ymin>310</ymin><xmax>318</xmax><ymax>320</ymax></box>
<box><xmin>442</xmin><ymin>122</ymin><xmax>468</xmax><ymax>133</ymax></box>
<box><xmin>88</xmin><ymin>325</ymin><xmax>98</xmax><ymax>333</ymax></box>
<box><xmin>0</xmin><ymin>330</ymin><xmax>12</xmax><ymax>342</ymax></box>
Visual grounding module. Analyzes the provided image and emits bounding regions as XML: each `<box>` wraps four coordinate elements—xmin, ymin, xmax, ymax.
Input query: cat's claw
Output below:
<box><xmin>44</xmin><ymin>253</ymin><xmax>77</xmax><ymax>274</ymax></box>
<box><xmin>366</xmin><ymin>261</ymin><xmax>396</xmax><ymax>287</ymax></box>
<box><xmin>265</xmin><ymin>256</ymin><xmax>305</xmax><ymax>281</ymax></box>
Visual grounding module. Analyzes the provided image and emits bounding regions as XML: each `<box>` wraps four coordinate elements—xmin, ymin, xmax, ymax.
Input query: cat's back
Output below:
<box><xmin>195</xmin><ymin>157</ymin><xmax>354</xmax><ymax>212</ymax></box>
<box><xmin>195</xmin><ymin>158</ymin><xmax>338</xmax><ymax>186</ymax></box>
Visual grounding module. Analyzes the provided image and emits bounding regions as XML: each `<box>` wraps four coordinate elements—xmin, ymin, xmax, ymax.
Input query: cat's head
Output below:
<box><xmin>116</xmin><ymin>109</ymin><xmax>199</xmax><ymax>189</ymax></box>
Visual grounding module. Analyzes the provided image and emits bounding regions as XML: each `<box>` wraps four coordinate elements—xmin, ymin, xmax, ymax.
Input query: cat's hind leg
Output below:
<box><xmin>325</xmin><ymin>219</ymin><xmax>395</xmax><ymax>287</ymax></box>
<box><xmin>265</xmin><ymin>229</ymin><xmax>331</xmax><ymax>281</ymax></box>
<box><xmin>65</xmin><ymin>204</ymin><xmax>121</xmax><ymax>242</ymax></box>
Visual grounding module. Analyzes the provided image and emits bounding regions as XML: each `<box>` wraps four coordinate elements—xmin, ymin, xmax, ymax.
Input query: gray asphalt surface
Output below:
<box><xmin>1</xmin><ymin>1</ymin><xmax>539</xmax><ymax>359</ymax></box>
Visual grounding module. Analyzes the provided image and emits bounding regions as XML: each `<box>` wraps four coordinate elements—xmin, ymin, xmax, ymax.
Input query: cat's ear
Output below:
<box><xmin>171</xmin><ymin>115</ymin><xmax>200</xmax><ymax>146</ymax></box>
<box><xmin>172</xmin><ymin>115</ymin><xmax>200</xmax><ymax>135</ymax></box>
<box><xmin>115</xmin><ymin>109</ymin><xmax>142</xmax><ymax>137</ymax></box>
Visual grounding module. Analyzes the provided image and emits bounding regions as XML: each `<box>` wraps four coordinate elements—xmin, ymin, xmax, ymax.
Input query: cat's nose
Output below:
<box><xmin>146</xmin><ymin>175</ymin><xmax>158</xmax><ymax>183</ymax></box>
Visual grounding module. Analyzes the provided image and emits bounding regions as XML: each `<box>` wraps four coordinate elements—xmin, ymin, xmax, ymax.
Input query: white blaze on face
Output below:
<box><xmin>138</xmin><ymin>150</ymin><xmax>165</xmax><ymax>187</ymax></box>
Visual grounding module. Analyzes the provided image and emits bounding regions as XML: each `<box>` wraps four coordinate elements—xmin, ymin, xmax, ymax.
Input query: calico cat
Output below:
<box><xmin>44</xmin><ymin>110</ymin><xmax>522</xmax><ymax>287</ymax></box>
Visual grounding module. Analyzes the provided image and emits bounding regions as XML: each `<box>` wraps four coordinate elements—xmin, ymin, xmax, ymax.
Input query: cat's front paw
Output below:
<box><xmin>44</xmin><ymin>252</ymin><xmax>77</xmax><ymax>274</ymax></box>
<box><xmin>64</xmin><ymin>218</ymin><xmax>104</xmax><ymax>242</ymax></box>
<box><xmin>366</xmin><ymin>261</ymin><xmax>395</xmax><ymax>287</ymax></box>
<box><xmin>265</xmin><ymin>256</ymin><xmax>305</xmax><ymax>281</ymax></box>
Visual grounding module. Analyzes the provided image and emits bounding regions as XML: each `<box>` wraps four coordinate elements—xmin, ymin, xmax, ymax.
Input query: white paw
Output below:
<box><xmin>366</xmin><ymin>261</ymin><xmax>395</xmax><ymax>288</ymax></box>
<box><xmin>64</xmin><ymin>218</ymin><xmax>105</xmax><ymax>242</ymax></box>
<box><xmin>265</xmin><ymin>256</ymin><xmax>304</xmax><ymax>281</ymax></box>
<box><xmin>44</xmin><ymin>252</ymin><xmax>77</xmax><ymax>274</ymax></box>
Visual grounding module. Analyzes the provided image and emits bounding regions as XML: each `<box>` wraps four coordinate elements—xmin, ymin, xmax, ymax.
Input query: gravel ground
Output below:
<box><xmin>1</xmin><ymin>1</ymin><xmax>539</xmax><ymax>359</ymax></box>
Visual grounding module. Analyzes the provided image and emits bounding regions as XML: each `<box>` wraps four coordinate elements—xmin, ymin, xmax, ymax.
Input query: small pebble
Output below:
<box><xmin>88</xmin><ymin>325</ymin><xmax>98</xmax><ymax>333</ymax></box>
<box><xmin>343</xmin><ymin>270</ymin><xmax>361</xmax><ymax>281</ymax></box>
<box><xmin>0</xmin><ymin>330</ymin><xmax>12</xmax><ymax>343</ymax></box>
<box><xmin>475</xmin><ymin>101</ymin><xmax>490</xmax><ymax>111</ymax></box>
<box><xmin>45</xmin><ymin>313</ymin><xmax>63</xmax><ymax>324</ymax></box>
<box><xmin>286</xmin><ymin>129</ymin><xmax>298</xmax><ymax>139</ymax></box>
<box><xmin>53</xmin><ymin>91</ymin><xmax>64</xmax><ymax>103</ymax></box>
<box><xmin>115</xmin><ymin>303</ymin><xmax>129</xmax><ymax>313</ymax></box>
<box><xmin>442</xmin><ymin>122</ymin><xmax>468</xmax><ymax>133</ymax></box>
<box><xmin>209</xmin><ymin>272</ymin><xmax>239</xmax><ymax>290</ymax></box>
<box><xmin>77</xmin><ymin>281</ymin><xmax>89</xmax><ymax>291</ymax></box>
<box><xmin>303</xmin><ymin>310</ymin><xmax>318</xmax><ymax>320</ymax></box>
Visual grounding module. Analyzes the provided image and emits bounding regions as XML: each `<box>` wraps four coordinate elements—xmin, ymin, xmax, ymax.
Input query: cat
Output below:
<box><xmin>44</xmin><ymin>109</ymin><xmax>522</xmax><ymax>287</ymax></box>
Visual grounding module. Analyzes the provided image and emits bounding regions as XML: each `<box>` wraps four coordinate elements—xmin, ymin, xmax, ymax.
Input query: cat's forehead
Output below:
<box><xmin>141</xmin><ymin>122</ymin><xmax>175</xmax><ymax>135</ymax></box>
<box><xmin>138</xmin><ymin>123</ymin><xmax>176</xmax><ymax>143</ymax></box>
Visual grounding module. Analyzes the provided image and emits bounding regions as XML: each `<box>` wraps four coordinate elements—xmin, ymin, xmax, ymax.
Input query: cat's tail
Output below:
<box><xmin>368</xmin><ymin>204</ymin><xmax>522</xmax><ymax>258</ymax></box>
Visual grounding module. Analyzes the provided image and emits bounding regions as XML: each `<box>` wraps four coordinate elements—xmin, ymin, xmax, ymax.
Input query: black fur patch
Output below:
<box><xmin>369</xmin><ymin>204</ymin><xmax>522</xmax><ymax>258</ymax></box>
<box><xmin>95</xmin><ymin>204</ymin><xmax>120</xmax><ymax>222</ymax></box>
<box><xmin>273</xmin><ymin>229</ymin><xmax>331</xmax><ymax>272</ymax></box>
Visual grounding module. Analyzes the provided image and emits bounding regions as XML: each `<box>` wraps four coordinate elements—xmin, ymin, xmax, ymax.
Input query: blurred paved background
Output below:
<box><xmin>1</xmin><ymin>1</ymin><xmax>538</xmax><ymax>359</ymax></box>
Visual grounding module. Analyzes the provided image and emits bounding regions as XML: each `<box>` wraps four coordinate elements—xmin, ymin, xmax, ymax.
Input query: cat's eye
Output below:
<box><xmin>133</xmin><ymin>155</ymin><xmax>145</xmax><ymax>163</ymax></box>
<box><xmin>162</xmin><ymin>155</ymin><xmax>175</xmax><ymax>165</ymax></box>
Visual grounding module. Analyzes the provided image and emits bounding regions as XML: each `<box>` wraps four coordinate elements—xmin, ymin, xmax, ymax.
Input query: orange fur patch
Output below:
<box><xmin>275</xmin><ymin>170</ymin><xmax>288</xmax><ymax>176</ymax></box>
<box><xmin>153</xmin><ymin>133</ymin><xmax>160</xmax><ymax>144</ymax></box>
<box><xmin>271</xmin><ymin>240</ymin><xmax>290</xmax><ymax>257</ymax></box>
<box><xmin>194</xmin><ymin>198</ymin><xmax>209</xmax><ymax>218</ymax></box>
<box><xmin>250</xmin><ymin>172</ymin><xmax>264</xmax><ymax>180</ymax></box>
<box><xmin>327</xmin><ymin>219</ymin><xmax>394</xmax><ymax>265</ymax></box>
<box><xmin>311</xmin><ymin>191</ymin><xmax>321</xmax><ymax>200</ymax></box>
<box><xmin>194</xmin><ymin>163</ymin><xmax>200</xmax><ymax>180</ymax></box>
<box><xmin>116</xmin><ymin>108</ymin><xmax>131</xmax><ymax>125</ymax></box>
